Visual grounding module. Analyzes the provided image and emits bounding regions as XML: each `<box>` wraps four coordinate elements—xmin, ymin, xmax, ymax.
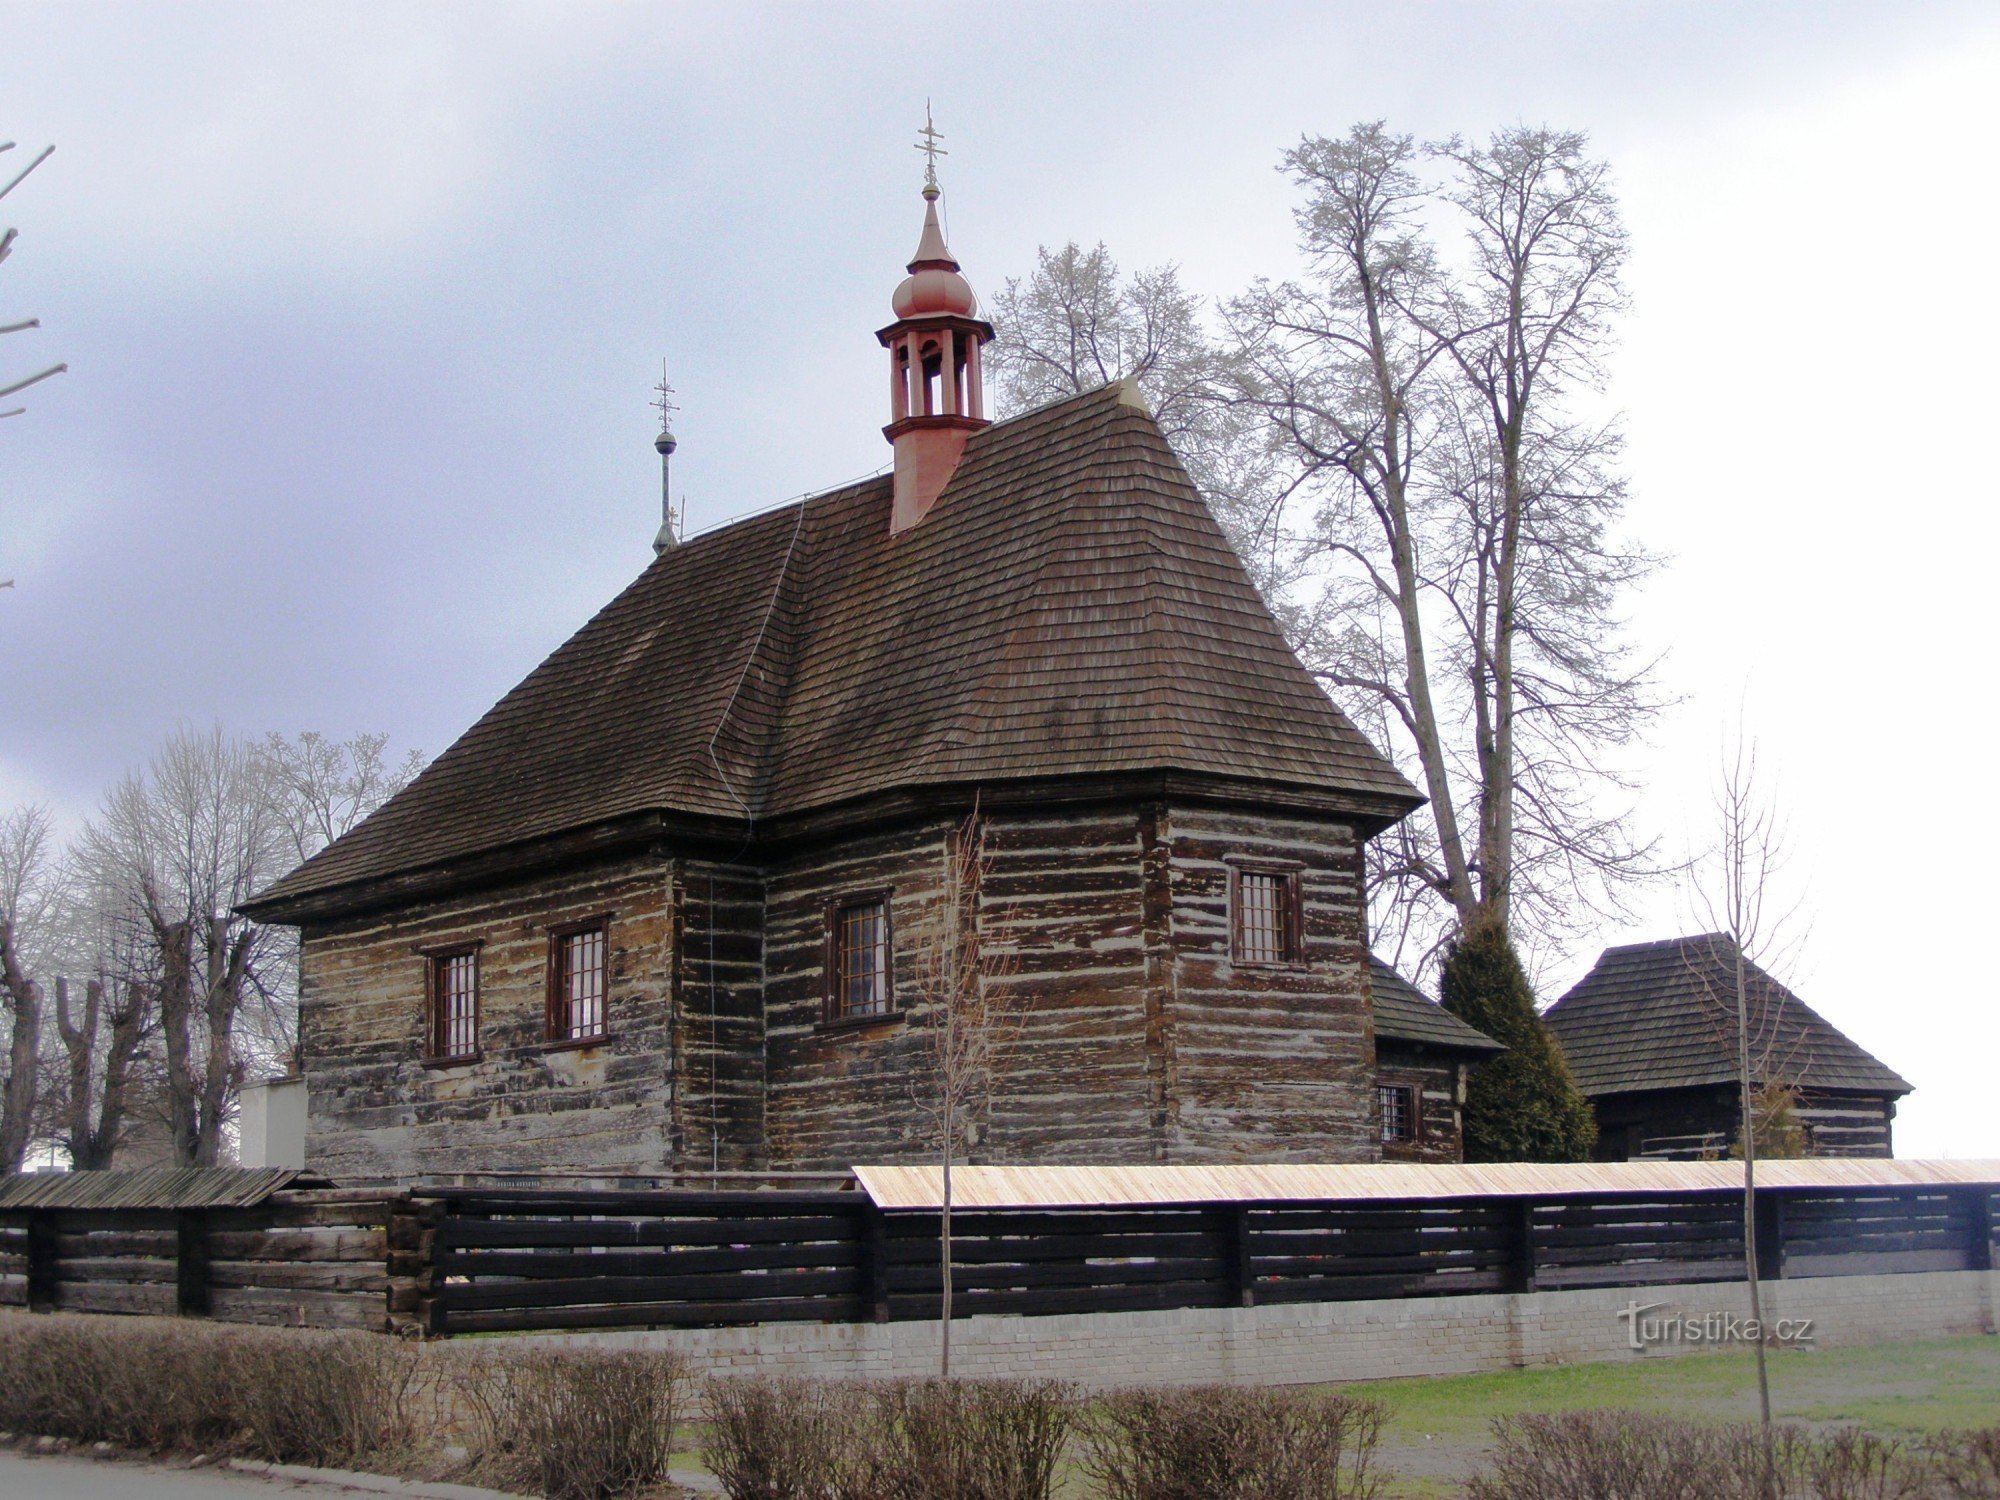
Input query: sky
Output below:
<box><xmin>3</xmin><ymin>1</ymin><xmax>1996</xmax><ymax>1157</ymax></box>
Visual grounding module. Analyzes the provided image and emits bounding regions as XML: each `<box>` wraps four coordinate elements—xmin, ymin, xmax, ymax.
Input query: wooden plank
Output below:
<box><xmin>54</xmin><ymin>1257</ymin><xmax>180</xmax><ymax>1285</ymax></box>
<box><xmin>51</xmin><ymin>1230</ymin><xmax>179</xmax><ymax>1257</ymax></box>
<box><xmin>216</xmin><ymin>1202</ymin><xmax>394</xmax><ymax>1231</ymax></box>
<box><xmin>424</xmin><ymin>1189</ymin><xmax>855</xmax><ymax>1214</ymax></box>
<box><xmin>207</xmin><ymin>1228</ymin><xmax>388</xmax><ymax>1262</ymax></box>
<box><xmin>53</xmin><ymin>1280</ymin><xmax>178</xmax><ymax>1315</ymax></box>
<box><xmin>438</xmin><ymin>1292</ymin><xmax>870</xmax><ymax>1334</ymax></box>
<box><xmin>440</xmin><ymin>1241</ymin><xmax>864</xmax><ymax>1280</ymax></box>
<box><xmin>439</xmin><ymin>1214</ymin><xmax>860</xmax><ymax>1250</ymax></box>
<box><xmin>42</xmin><ymin>1209</ymin><xmax>178</xmax><ymax>1234</ymax></box>
<box><xmin>437</xmin><ymin>1266</ymin><xmax>866</xmax><ymax>1313</ymax></box>
<box><xmin>207</xmin><ymin>1260</ymin><xmax>391</xmax><ymax>1294</ymax></box>
<box><xmin>208</xmin><ymin>1284</ymin><xmax>385</xmax><ymax>1330</ymax></box>
<box><xmin>883</xmin><ymin>1229</ymin><xmax>1220</xmax><ymax>1266</ymax></box>
<box><xmin>1253</xmin><ymin>1269</ymin><xmax>1506</xmax><ymax>1304</ymax></box>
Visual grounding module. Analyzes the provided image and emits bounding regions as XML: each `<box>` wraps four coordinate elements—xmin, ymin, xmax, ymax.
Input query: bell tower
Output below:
<box><xmin>878</xmin><ymin>110</ymin><xmax>992</xmax><ymax>534</ymax></box>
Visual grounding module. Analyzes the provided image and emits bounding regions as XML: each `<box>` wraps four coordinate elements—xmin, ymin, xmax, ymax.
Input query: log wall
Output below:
<box><xmin>1375</xmin><ymin>1045</ymin><xmax>1471</xmax><ymax>1164</ymax></box>
<box><xmin>1163</xmin><ymin>807</ymin><xmax>1375</xmax><ymax>1162</ymax></box>
<box><xmin>0</xmin><ymin>1190</ymin><xmax>396</xmax><ymax>1330</ymax></box>
<box><xmin>1591</xmin><ymin>1085</ymin><xmax>1897</xmax><ymax>1162</ymax></box>
<box><xmin>299</xmin><ymin>855</ymin><xmax>678</xmax><ymax>1183</ymax></box>
<box><xmin>298</xmin><ymin>799</ymin><xmax>1389</xmax><ymax>1176</ymax></box>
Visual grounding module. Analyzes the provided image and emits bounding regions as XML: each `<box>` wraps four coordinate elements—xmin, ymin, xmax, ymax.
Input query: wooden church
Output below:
<box><xmin>245</xmin><ymin>157</ymin><xmax>1500</xmax><ymax>1183</ymax></box>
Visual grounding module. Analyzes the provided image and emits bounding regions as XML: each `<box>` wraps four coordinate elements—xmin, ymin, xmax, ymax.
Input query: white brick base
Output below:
<box><xmin>520</xmin><ymin>1270</ymin><xmax>1997</xmax><ymax>1387</ymax></box>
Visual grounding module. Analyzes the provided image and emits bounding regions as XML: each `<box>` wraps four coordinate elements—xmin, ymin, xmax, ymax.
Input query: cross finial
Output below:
<box><xmin>651</xmin><ymin>360</ymin><xmax>679</xmax><ymax>435</ymax></box>
<box><xmin>914</xmin><ymin>101</ymin><xmax>947</xmax><ymax>196</ymax></box>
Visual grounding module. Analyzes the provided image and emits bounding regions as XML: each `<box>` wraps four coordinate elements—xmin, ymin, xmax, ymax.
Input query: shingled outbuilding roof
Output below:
<box><xmin>249</xmin><ymin>385</ymin><xmax>1418</xmax><ymax>920</ymax></box>
<box><xmin>1369</xmin><ymin>956</ymin><xmax>1504</xmax><ymax>1054</ymax></box>
<box><xmin>1544</xmin><ymin>935</ymin><xmax>1912</xmax><ymax>1099</ymax></box>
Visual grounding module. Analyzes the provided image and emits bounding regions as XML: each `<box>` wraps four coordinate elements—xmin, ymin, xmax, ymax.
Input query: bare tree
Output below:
<box><xmin>51</xmin><ymin>971</ymin><xmax>151</xmax><ymax>1171</ymax></box>
<box><xmin>1227</xmin><ymin>122</ymin><xmax>1660</xmax><ymax>968</ymax></box>
<box><xmin>983</xmin><ymin>242</ymin><xmax>1303</xmax><ymax>604</ymax></box>
<box><xmin>1684</xmin><ymin>740</ymin><xmax>1796</xmax><ymax>1492</ymax></box>
<box><xmin>258</xmin><ymin>730</ymin><xmax>425</xmax><ymax>871</ymax></box>
<box><xmin>0</xmin><ymin>138</ymin><xmax>63</xmax><ymax>425</ymax></box>
<box><xmin>0</xmin><ymin>805</ymin><xmax>58</xmax><ymax>1170</ymax></box>
<box><xmin>907</xmin><ymin>805</ymin><xmax>1025</xmax><ymax>1379</ymax></box>
<box><xmin>81</xmin><ymin>727</ymin><xmax>290</xmax><ymax>1166</ymax></box>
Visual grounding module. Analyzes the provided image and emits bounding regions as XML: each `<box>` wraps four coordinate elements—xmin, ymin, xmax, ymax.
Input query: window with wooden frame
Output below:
<box><xmin>425</xmin><ymin>946</ymin><xmax>480</xmax><ymax>1061</ymax></box>
<box><xmin>1379</xmin><ymin>1083</ymin><xmax>1418</xmax><ymax>1144</ymax></box>
<box><xmin>546</xmin><ymin>919</ymin><xmax>609</xmax><ymax>1042</ymax></box>
<box><xmin>1229</xmin><ymin>863</ymin><xmax>1303</xmax><ymax>966</ymax></box>
<box><xmin>824</xmin><ymin>894</ymin><xmax>893</xmax><ymax>1024</ymax></box>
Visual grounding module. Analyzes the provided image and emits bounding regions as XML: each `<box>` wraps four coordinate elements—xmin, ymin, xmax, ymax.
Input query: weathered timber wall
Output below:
<box><xmin>299</xmin><ymin>855</ymin><xmax>677</xmax><ymax>1182</ymax></box>
<box><xmin>299</xmin><ymin>798</ymin><xmax>1390</xmax><ymax>1177</ymax></box>
<box><xmin>1164</xmin><ymin>806</ymin><xmax>1376</xmax><ymax>1162</ymax></box>
<box><xmin>0</xmin><ymin>1191</ymin><xmax>397</xmax><ymax>1331</ymax></box>
<box><xmin>763</xmin><ymin>811</ymin><xmax>1161</xmax><ymax>1169</ymax></box>
<box><xmin>1591</xmin><ymin>1085</ymin><xmax>1896</xmax><ymax>1162</ymax></box>
<box><xmin>670</xmin><ymin>860</ymin><xmax>767</xmax><ymax>1175</ymax></box>
<box><xmin>1375</xmin><ymin>1044</ymin><xmax>1470</xmax><ymax>1164</ymax></box>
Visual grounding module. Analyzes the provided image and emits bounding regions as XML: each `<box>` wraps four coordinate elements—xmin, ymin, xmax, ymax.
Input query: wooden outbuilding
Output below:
<box><xmin>1545</xmin><ymin>935</ymin><xmax>1912</xmax><ymax>1160</ymax></box>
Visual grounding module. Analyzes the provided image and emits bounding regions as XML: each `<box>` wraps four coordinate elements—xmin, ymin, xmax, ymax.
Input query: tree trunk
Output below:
<box><xmin>0</xmin><ymin>921</ymin><xmax>40</xmax><ymax>1172</ymax></box>
<box><xmin>1358</xmin><ymin>273</ymin><xmax>1477</xmax><ymax>921</ymax></box>
<box><xmin>940</xmin><ymin>1104</ymin><xmax>953</xmax><ymax>1381</ymax></box>
<box><xmin>155</xmin><ymin>917</ymin><xmax>201</xmax><ymax>1166</ymax></box>
<box><xmin>1736</xmin><ymin>938</ymin><xmax>1775</xmax><ymax>1496</ymax></box>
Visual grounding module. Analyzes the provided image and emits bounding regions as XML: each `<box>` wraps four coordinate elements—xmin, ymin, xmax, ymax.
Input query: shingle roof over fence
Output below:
<box><xmin>852</xmin><ymin>1157</ymin><xmax>1993</xmax><ymax>1209</ymax></box>
<box><xmin>1544</xmin><ymin>934</ymin><xmax>1912</xmax><ymax>1099</ymax></box>
<box><xmin>248</xmin><ymin>384</ymin><xmax>1418</xmax><ymax>919</ymax></box>
<box><xmin>1369</xmin><ymin>956</ymin><xmax>1503</xmax><ymax>1054</ymax></box>
<box><xmin>0</xmin><ymin>1166</ymin><xmax>319</xmax><ymax>1211</ymax></box>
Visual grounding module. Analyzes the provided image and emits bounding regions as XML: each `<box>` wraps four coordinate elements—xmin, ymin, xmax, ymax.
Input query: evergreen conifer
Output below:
<box><xmin>1440</xmin><ymin>908</ymin><xmax>1597</xmax><ymax>1162</ymax></box>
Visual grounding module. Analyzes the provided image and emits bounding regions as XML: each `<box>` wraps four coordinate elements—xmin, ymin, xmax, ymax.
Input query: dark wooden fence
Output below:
<box><xmin>0</xmin><ymin>1189</ymin><xmax>427</xmax><ymax>1331</ymax></box>
<box><xmin>6</xmin><ymin>1181</ymin><xmax>1993</xmax><ymax>1337</ymax></box>
<box><xmin>405</xmin><ymin>1182</ymin><xmax>2000</xmax><ymax>1337</ymax></box>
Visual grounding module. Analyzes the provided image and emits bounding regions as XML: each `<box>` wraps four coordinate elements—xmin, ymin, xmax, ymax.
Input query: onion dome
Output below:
<box><xmin>891</xmin><ymin>184</ymin><xmax>976</xmax><ymax>319</ymax></box>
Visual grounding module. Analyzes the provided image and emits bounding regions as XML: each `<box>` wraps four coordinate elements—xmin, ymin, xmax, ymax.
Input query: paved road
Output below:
<box><xmin>0</xmin><ymin>1451</ymin><xmax>338</xmax><ymax>1497</ymax></box>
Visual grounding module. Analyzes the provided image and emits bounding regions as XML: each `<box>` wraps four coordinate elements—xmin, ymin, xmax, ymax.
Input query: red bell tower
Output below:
<box><xmin>878</xmin><ymin>113</ymin><xmax>992</xmax><ymax>534</ymax></box>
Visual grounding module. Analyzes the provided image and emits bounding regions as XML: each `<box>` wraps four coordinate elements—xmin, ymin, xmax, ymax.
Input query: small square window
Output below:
<box><xmin>427</xmin><ymin>948</ymin><xmax>479</xmax><ymax>1060</ymax></box>
<box><xmin>548</xmin><ymin>921</ymin><xmax>608</xmax><ymax>1041</ymax></box>
<box><xmin>827</xmin><ymin>896</ymin><xmax>892</xmax><ymax>1022</ymax></box>
<box><xmin>1380</xmin><ymin>1084</ymin><xmax>1417</xmax><ymax>1144</ymax></box>
<box><xmin>1231</xmin><ymin>865</ymin><xmax>1302</xmax><ymax>965</ymax></box>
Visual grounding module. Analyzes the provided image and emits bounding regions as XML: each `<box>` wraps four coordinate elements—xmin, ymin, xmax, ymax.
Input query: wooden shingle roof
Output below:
<box><xmin>249</xmin><ymin>385</ymin><xmax>1417</xmax><ymax>919</ymax></box>
<box><xmin>1544</xmin><ymin>935</ymin><xmax>1912</xmax><ymax>1099</ymax></box>
<box><xmin>1370</xmin><ymin>956</ymin><xmax>1503</xmax><ymax>1054</ymax></box>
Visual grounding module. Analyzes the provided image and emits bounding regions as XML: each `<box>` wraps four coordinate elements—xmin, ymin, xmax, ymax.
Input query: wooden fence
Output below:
<box><xmin>4</xmin><ymin>1182</ymin><xmax>1994</xmax><ymax>1337</ymax></box>
<box><xmin>0</xmin><ymin>1189</ymin><xmax>427</xmax><ymax>1331</ymax></box>
<box><xmin>402</xmin><ymin>1182</ymin><xmax>1999</xmax><ymax>1337</ymax></box>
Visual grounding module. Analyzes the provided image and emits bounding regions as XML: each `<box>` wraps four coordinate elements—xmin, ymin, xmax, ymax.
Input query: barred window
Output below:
<box><xmin>427</xmin><ymin>948</ymin><xmax>479</xmax><ymax>1060</ymax></box>
<box><xmin>1380</xmin><ymin>1084</ymin><xmax>1417</xmax><ymax>1144</ymax></box>
<box><xmin>1231</xmin><ymin>866</ymin><xmax>1301</xmax><ymax>965</ymax></box>
<box><xmin>829</xmin><ymin>897</ymin><xmax>892</xmax><ymax>1022</ymax></box>
<box><xmin>548</xmin><ymin>922</ymin><xmax>608</xmax><ymax>1041</ymax></box>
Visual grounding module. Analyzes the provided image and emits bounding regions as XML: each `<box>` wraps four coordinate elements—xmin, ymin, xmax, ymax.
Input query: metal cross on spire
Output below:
<box><xmin>651</xmin><ymin>360</ymin><xmax>679</xmax><ymax>436</ymax></box>
<box><xmin>914</xmin><ymin>101</ymin><xmax>947</xmax><ymax>193</ymax></box>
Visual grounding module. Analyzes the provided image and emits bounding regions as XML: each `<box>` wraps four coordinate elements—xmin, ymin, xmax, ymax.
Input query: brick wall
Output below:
<box><xmin>524</xmin><ymin>1268</ymin><xmax>1998</xmax><ymax>1387</ymax></box>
